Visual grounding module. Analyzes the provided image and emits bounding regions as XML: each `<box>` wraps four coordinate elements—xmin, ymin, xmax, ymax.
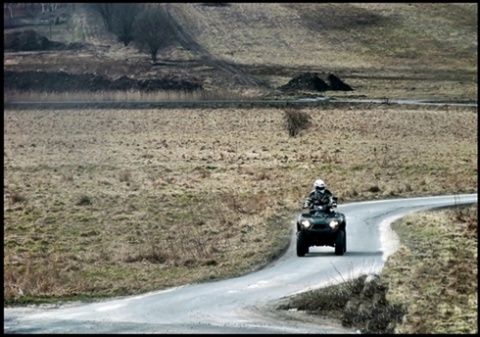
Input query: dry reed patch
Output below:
<box><xmin>382</xmin><ymin>204</ymin><xmax>478</xmax><ymax>334</ymax></box>
<box><xmin>4</xmin><ymin>89</ymin><xmax>230</xmax><ymax>103</ymax></box>
<box><xmin>3</xmin><ymin>104</ymin><xmax>477</xmax><ymax>303</ymax></box>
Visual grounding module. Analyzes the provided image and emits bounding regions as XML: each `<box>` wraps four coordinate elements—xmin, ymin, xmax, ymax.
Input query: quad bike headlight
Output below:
<box><xmin>300</xmin><ymin>220</ymin><xmax>311</xmax><ymax>228</ymax></box>
<box><xmin>329</xmin><ymin>220</ymin><xmax>339</xmax><ymax>229</ymax></box>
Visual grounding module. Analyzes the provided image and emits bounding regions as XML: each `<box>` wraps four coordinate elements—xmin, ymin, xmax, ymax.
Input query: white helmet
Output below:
<box><xmin>314</xmin><ymin>179</ymin><xmax>326</xmax><ymax>190</ymax></box>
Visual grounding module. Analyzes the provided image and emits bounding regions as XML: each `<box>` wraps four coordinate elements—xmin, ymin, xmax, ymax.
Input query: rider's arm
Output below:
<box><xmin>304</xmin><ymin>191</ymin><xmax>315</xmax><ymax>208</ymax></box>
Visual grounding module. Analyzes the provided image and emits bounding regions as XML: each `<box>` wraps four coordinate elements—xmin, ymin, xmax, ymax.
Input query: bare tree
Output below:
<box><xmin>90</xmin><ymin>3</ymin><xmax>115</xmax><ymax>32</ymax></box>
<box><xmin>4</xmin><ymin>3</ymin><xmax>13</xmax><ymax>19</ymax></box>
<box><xmin>41</xmin><ymin>3</ymin><xmax>57</xmax><ymax>13</ymax></box>
<box><xmin>133</xmin><ymin>5</ymin><xmax>176</xmax><ymax>63</ymax></box>
<box><xmin>112</xmin><ymin>3</ymin><xmax>142</xmax><ymax>46</ymax></box>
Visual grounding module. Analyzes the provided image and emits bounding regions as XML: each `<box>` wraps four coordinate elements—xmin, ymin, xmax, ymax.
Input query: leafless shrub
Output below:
<box><xmin>76</xmin><ymin>195</ymin><xmax>92</xmax><ymax>206</ymax></box>
<box><xmin>4</xmin><ymin>252</ymin><xmax>82</xmax><ymax>300</ymax></box>
<box><xmin>124</xmin><ymin>237</ymin><xmax>167</xmax><ymax>264</ymax></box>
<box><xmin>452</xmin><ymin>203</ymin><xmax>477</xmax><ymax>238</ymax></box>
<box><xmin>201</xmin><ymin>3</ymin><xmax>230</xmax><ymax>6</ymax></box>
<box><xmin>404</xmin><ymin>183</ymin><xmax>412</xmax><ymax>192</ymax></box>
<box><xmin>372</xmin><ymin>144</ymin><xmax>394</xmax><ymax>168</ymax></box>
<box><xmin>119</xmin><ymin>170</ymin><xmax>131</xmax><ymax>182</ymax></box>
<box><xmin>382</xmin><ymin>97</ymin><xmax>392</xmax><ymax>105</ymax></box>
<box><xmin>254</xmin><ymin>169</ymin><xmax>270</xmax><ymax>181</ymax></box>
<box><xmin>191</xmin><ymin>166</ymin><xmax>211</xmax><ymax>178</ymax></box>
<box><xmin>213</xmin><ymin>190</ymin><xmax>243</xmax><ymax>214</ymax></box>
<box><xmin>175</xmin><ymin>224</ymin><xmax>210</xmax><ymax>264</ymax></box>
<box><xmin>90</xmin><ymin>3</ymin><xmax>115</xmax><ymax>32</ymax></box>
<box><xmin>62</xmin><ymin>173</ymin><xmax>74</xmax><ymax>182</ymax></box>
<box><xmin>10</xmin><ymin>192</ymin><xmax>27</xmax><ymax>203</ymax></box>
<box><xmin>283</xmin><ymin>108</ymin><xmax>312</xmax><ymax>137</ymax></box>
<box><xmin>367</xmin><ymin>185</ymin><xmax>381</xmax><ymax>193</ymax></box>
<box><xmin>319</xmin><ymin>149</ymin><xmax>342</xmax><ymax>163</ymax></box>
<box><xmin>112</xmin><ymin>3</ymin><xmax>142</xmax><ymax>46</ymax></box>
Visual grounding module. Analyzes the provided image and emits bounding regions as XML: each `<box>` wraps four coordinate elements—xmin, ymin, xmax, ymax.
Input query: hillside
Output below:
<box><xmin>3</xmin><ymin>3</ymin><xmax>478</xmax><ymax>99</ymax></box>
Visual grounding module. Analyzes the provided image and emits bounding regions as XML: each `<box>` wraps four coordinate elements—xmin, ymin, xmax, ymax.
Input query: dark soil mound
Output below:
<box><xmin>4</xmin><ymin>71</ymin><xmax>203</xmax><ymax>92</ymax></box>
<box><xmin>280</xmin><ymin>72</ymin><xmax>330</xmax><ymax>92</ymax></box>
<box><xmin>279</xmin><ymin>72</ymin><xmax>353</xmax><ymax>92</ymax></box>
<box><xmin>4</xmin><ymin>29</ymin><xmax>60</xmax><ymax>51</ymax></box>
<box><xmin>201</xmin><ymin>3</ymin><xmax>230</xmax><ymax>6</ymax></box>
<box><xmin>327</xmin><ymin>74</ymin><xmax>353</xmax><ymax>91</ymax></box>
<box><xmin>4</xmin><ymin>29</ymin><xmax>87</xmax><ymax>51</ymax></box>
<box><xmin>109</xmin><ymin>75</ymin><xmax>138</xmax><ymax>91</ymax></box>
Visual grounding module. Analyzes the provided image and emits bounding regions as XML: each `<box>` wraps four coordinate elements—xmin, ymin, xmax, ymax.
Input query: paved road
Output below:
<box><xmin>4</xmin><ymin>194</ymin><xmax>477</xmax><ymax>334</ymax></box>
<box><xmin>4</xmin><ymin>97</ymin><xmax>477</xmax><ymax>110</ymax></box>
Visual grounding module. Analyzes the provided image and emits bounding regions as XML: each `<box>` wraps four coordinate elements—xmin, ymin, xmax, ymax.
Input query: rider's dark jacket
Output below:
<box><xmin>305</xmin><ymin>188</ymin><xmax>334</xmax><ymax>208</ymax></box>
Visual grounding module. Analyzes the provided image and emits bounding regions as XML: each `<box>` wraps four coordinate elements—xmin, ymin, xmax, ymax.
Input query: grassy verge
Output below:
<box><xmin>383</xmin><ymin>204</ymin><xmax>477</xmax><ymax>333</ymax></box>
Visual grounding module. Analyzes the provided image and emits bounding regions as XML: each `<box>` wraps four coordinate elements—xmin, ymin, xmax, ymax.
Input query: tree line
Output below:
<box><xmin>90</xmin><ymin>3</ymin><xmax>176</xmax><ymax>63</ymax></box>
<box><xmin>4</xmin><ymin>3</ymin><xmax>178</xmax><ymax>63</ymax></box>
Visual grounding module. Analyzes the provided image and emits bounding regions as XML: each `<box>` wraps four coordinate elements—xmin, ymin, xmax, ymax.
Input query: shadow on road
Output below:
<box><xmin>301</xmin><ymin>251</ymin><xmax>382</xmax><ymax>258</ymax></box>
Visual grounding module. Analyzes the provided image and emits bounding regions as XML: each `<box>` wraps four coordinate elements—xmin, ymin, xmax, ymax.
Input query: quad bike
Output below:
<box><xmin>295</xmin><ymin>196</ymin><xmax>347</xmax><ymax>256</ymax></box>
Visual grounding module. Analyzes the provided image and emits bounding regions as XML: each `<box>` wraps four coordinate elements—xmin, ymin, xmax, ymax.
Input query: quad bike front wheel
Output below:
<box><xmin>296</xmin><ymin>231</ymin><xmax>309</xmax><ymax>257</ymax></box>
<box><xmin>335</xmin><ymin>230</ymin><xmax>346</xmax><ymax>256</ymax></box>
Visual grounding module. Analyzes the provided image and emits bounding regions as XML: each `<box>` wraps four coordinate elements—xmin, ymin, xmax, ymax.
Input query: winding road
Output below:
<box><xmin>4</xmin><ymin>194</ymin><xmax>477</xmax><ymax>334</ymax></box>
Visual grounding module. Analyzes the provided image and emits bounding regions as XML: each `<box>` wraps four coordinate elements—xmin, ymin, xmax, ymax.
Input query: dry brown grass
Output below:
<box><xmin>382</xmin><ymin>204</ymin><xmax>478</xmax><ymax>334</ymax></box>
<box><xmin>168</xmin><ymin>3</ymin><xmax>477</xmax><ymax>99</ymax></box>
<box><xmin>172</xmin><ymin>3</ymin><xmax>477</xmax><ymax>69</ymax></box>
<box><xmin>3</xmin><ymin>104</ymin><xmax>477</xmax><ymax>304</ymax></box>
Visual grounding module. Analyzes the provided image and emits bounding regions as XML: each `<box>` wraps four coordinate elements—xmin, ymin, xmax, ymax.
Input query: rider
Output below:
<box><xmin>303</xmin><ymin>179</ymin><xmax>335</xmax><ymax>211</ymax></box>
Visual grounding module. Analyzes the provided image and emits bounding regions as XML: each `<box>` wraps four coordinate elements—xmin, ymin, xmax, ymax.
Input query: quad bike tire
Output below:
<box><xmin>296</xmin><ymin>231</ymin><xmax>309</xmax><ymax>257</ymax></box>
<box><xmin>335</xmin><ymin>230</ymin><xmax>346</xmax><ymax>256</ymax></box>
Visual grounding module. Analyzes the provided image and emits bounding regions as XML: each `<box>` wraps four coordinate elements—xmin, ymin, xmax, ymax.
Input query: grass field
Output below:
<box><xmin>4</xmin><ymin>104</ymin><xmax>477</xmax><ymax>300</ymax></box>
